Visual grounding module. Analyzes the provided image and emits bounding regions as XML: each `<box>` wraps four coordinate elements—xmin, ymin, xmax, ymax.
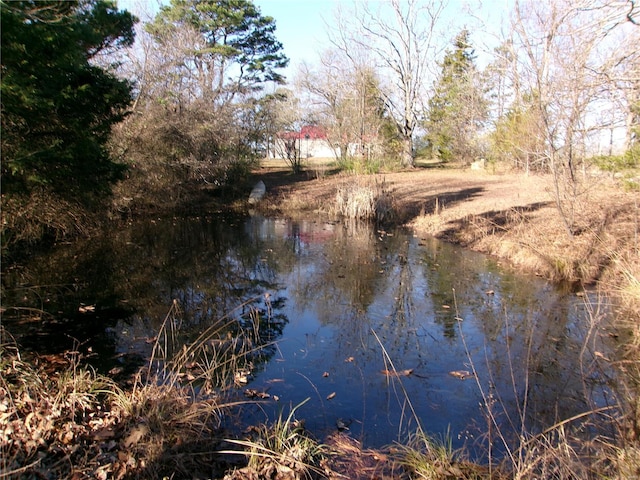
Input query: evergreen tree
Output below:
<box><xmin>424</xmin><ymin>30</ymin><xmax>487</xmax><ymax>163</ymax></box>
<box><xmin>1</xmin><ymin>0</ymin><xmax>136</xmax><ymax>201</ymax></box>
<box><xmin>145</xmin><ymin>0</ymin><xmax>288</xmax><ymax>105</ymax></box>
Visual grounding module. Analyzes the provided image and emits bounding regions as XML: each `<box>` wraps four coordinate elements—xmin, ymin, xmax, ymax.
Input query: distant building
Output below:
<box><xmin>269</xmin><ymin>125</ymin><xmax>337</xmax><ymax>160</ymax></box>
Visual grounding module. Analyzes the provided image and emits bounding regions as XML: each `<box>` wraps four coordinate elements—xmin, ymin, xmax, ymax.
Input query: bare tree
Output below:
<box><xmin>510</xmin><ymin>0</ymin><xmax>640</xmax><ymax>235</ymax></box>
<box><xmin>330</xmin><ymin>0</ymin><xmax>449</xmax><ymax>168</ymax></box>
<box><xmin>297</xmin><ymin>49</ymin><xmax>386</xmax><ymax>168</ymax></box>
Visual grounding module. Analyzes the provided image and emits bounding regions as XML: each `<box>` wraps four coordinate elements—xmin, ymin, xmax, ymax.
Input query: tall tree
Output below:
<box><xmin>331</xmin><ymin>0</ymin><xmax>449</xmax><ymax>168</ymax></box>
<box><xmin>145</xmin><ymin>0</ymin><xmax>288</xmax><ymax>108</ymax></box>
<box><xmin>298</xmin><ymin>50</ymin><xmax>387</xmax><ymax>168</ymax></box>
<box><xmin>108</xmin><ymin>0</ymin><xmax>289</xmax><ymax>208</ymax></box>
<box><xmin>1</xmin><ymin>0</ymin><xmax>136</xmax><ymax>201</ymax></box>
<box><xmin>511</xmin><ymin>0</ymin><xmax>640</xmax><ymax>235</ymax></box>
<box><xmin>424</xmin><ymin>29</ymin><xmax>487</xmax><ymax>164</ymax></box>
<box><xmin>1</xmin><ymin>0</ymin><xmax>136</xmax><ymax>247</ymax></box>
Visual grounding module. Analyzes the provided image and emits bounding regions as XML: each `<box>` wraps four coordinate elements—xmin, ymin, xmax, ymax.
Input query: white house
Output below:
<box><xmin>269</xmin><ymin>125</ymin><xmax>337</xmax><ymax>160</ymax></box>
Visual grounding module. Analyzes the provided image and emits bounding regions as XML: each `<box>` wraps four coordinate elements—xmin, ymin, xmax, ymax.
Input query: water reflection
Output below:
<box><xmin>2</xmin><ymin>214</ymin><xmax>616</xmax><ymax>458</ymax></box>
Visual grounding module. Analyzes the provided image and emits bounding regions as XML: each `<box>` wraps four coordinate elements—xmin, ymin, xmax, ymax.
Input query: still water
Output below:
<box><xmin>2</xmin><ymin>214</ymin><xmax>616</xmax><ymax>457</ymax></box>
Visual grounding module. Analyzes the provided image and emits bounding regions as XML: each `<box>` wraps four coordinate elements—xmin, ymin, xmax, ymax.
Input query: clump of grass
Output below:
<box><xmin>613</xmin><ymin>251</ymin><xmax>640</xmax><ymax>319</ymax></box>
<box><xmin>334</xmin><ymin>177</ymin><xmax>395</xmax><ymax>223</ymax></box>
<box><xmin>392</xmin><ymin>430</ymin><xmax>483</xmax><ymax>480</ymax></box>
<box><xmin>221</xmin><ymin>398</ymin><xmax>328</xmax><ymax>479</ymax></box>
<box><xmin>504</xmin><ymin>420</ymin><xmax>618</xmax><ymax>480</ymax></box>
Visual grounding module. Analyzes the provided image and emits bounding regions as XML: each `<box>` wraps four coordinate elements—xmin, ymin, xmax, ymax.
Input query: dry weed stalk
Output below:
<box><xmin>0</xmin><ymin>295</ymin><xmax>275</xmax><ymax>479</ymax></box>
<box><xmin>333</xmin><ymin>176</ymin><xmax>395</xmax><ymax>223</ymax></box>
<box><xmin>451</xmin><ymin>288</ymin><xmax>625</xmax><ymax>479</ymax></box>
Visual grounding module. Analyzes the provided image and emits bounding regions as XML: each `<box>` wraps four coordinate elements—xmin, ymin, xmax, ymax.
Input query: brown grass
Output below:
<box><xmin>252</xmin><ymin>159</ymin><xmax>639</xmax><ymax>294</ymax></box>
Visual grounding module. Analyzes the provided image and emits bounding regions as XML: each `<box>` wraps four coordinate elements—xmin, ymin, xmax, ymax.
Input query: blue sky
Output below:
<box><xmin>252</xmin><ymin>0</ymin><xmax>339</xmax><ymax>79</ymax></box>
<box><xmin>118</xmin><ymin>0</ymin><xmax>510</xmax><ymax>80</ymax></box>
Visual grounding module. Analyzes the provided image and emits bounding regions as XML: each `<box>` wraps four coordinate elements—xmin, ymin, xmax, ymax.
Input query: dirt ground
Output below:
<box><xmin>250</xmin><ymin>159</ymin><xmax>639</xmax><ymax>296</ymax></box>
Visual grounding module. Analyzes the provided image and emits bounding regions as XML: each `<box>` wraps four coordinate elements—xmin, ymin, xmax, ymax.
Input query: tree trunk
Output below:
<box><xmin>400</xmin><ymin>135</ymin><xmax>414</xmax><ymax>168</ymax></box>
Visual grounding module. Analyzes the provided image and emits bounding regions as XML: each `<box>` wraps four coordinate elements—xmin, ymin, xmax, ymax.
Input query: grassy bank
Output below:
<box><xmin>252</xmin><ymin>160</ymin><xmax>639</xmax><ymax>310</ymax></box>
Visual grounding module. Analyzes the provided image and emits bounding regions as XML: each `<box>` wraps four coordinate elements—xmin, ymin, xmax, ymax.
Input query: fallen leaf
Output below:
<box><xmin>327</xmin><ymin>392</ymin><xmax>336</xmax><ymax>400</ymax></box>
<box><xmin>93</xmin><ymin>427</ymin><xmax>115</xmax><ymax>441</ymax></box>
<box><xmin>244</xmin><ymin>389</ymin><xmax>270</xmax><ymax>399</ymax></box>
<box><xmin>123</xmin><ymin>424</ymin><xmax>148</xmax><ymax>448</ymax></box>
<box><xmin>345</xmin><ymin>356</ymin><xmax>355</xmax><ymax>363</ymax></box>
<box><xmin>336</xmin><ymin>418</ymin><xmax>350</xmax><ymax>431</ymax></box>
<box><xmin>449</xmin><ymin>370</ymin><xmax>472</xmax><ymax>380</ymax></box>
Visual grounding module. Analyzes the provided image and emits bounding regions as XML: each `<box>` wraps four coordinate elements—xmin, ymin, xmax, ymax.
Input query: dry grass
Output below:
<box><xmin>1</xmin><ymin>189</ymin><xmax>97</xmax><ymax>249</ymax></box>
<box><xmin>255</xmin><ymin>161</ymin><xmax>639</xmax><ymax>298</ymax></box>
<box><xmin>221</xmin><ymin>399</ymin><xmax>328</xmax><ymax>480</ymax></box>
<box><xmin>391</xmin><ymin>430</ymin><xmax>486</xmax><ymax>480</ymax></box>
<box><xmin>0</xmin><ymin>297</ymin><xmax>278</xmax><ymax>479</ymax></box>
<box><xmin>0</xmin><ymin>333</ymin><xmax>233</xmax><ymax>479</ymax></box>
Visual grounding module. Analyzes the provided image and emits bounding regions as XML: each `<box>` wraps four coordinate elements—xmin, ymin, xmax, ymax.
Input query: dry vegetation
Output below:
<box><xmin>253</xmin><ymin>158</ymin><xmax>639</xmax><ymax>291</ymax></box>
<box><xmin>3</xmin><ymin>159</ymin><xmax>639</xmax><ymax>479</ymax></box>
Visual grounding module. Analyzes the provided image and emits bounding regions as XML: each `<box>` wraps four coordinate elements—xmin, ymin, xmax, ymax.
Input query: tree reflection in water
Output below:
<box><xmin>2</xmin><ymin>213</ymin><xmax>618</xmax><ymax>459</ymax></box>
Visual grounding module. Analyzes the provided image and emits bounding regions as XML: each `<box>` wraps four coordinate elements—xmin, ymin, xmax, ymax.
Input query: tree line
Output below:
<box><xmin>1</xmin><ymin>0</ymin><xmax>638</xmax><ymax>250</ymax></box>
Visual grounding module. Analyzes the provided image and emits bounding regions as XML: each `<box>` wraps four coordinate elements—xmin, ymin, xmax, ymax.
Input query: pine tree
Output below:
<box><xmin>424</xmin><ymin>30</ymin><xmax>487</xmax><ymax>163</ymax></box>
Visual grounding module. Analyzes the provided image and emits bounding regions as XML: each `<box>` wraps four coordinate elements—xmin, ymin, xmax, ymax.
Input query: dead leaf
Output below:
<box><xmin>327</xmin><ymin>392</ymin><xmax>336</xmax><ymax>400</ymax></box>
<box><xmin>594</xmin><ymin>351</ymin><xmax>609</xmax><ymax>361</ymax></box>
<box><xmin>449</xmin><ymin>370</ymin><xmax>472</xmax><ymax>380</ymax></box>
<box><xmin>336</xmin><ymin>418</ymin><xmax>350</xmax><ymax>431</ymax></box>
<box><xmin>93</xmin><ymin>427</ymin><xmax>115</xmax><ymax>441</ymax></box>
<box><xmin>244</xmin><ymin>389</ymin><xmax>270</xmax><ymax>399</ymax></box>
<box><xmin>345</xmin><ymin>356</ymin><xmax>355</xmax><ymax>363</ymax></box>
<box><xmin>123</xmin><ymin>424</ymin><xmax>148</xmax><ymax>448</ymax></box>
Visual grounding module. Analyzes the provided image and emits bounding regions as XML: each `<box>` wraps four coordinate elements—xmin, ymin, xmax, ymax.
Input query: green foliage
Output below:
<box><xmin>424</xmin><ymin>30</ymin><xmax>487</xmax><ymax>164</ymax></box>
<box><xmin>591</xmin><ymin>143</ymin><xmax>640</xmax><ymax>191</ymax></box>
<box><xmin>146</xmin><ymin>0</ymin><xmax>288</xmax><ymax>93</ymax></box>
<box><xmin>489</xmin><ymin>97</ymin><xmax>547</xmax><ymax>172</ymax></box>
<box><xmin>592</xmin><ymin>152</ymin><xmax>638</xmax><ymax>174</ymax></box>
<box><xmin>0</xmin><ymin>0</ymin><xmax>136</xmax><ymax>202</ymax></box>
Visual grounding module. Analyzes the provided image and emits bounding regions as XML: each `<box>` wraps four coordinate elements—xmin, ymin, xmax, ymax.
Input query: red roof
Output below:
<box><xmin>278</xmin><ymin>125</ymin><xmax>327</xmax><ymax>140</ymax></box>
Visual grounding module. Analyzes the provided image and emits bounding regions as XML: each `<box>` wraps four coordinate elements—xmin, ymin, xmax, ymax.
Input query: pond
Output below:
<box><xmin>2</xmin><ymin>213</ymin><xmax>618</xmax><ymax>460</ymax></box>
